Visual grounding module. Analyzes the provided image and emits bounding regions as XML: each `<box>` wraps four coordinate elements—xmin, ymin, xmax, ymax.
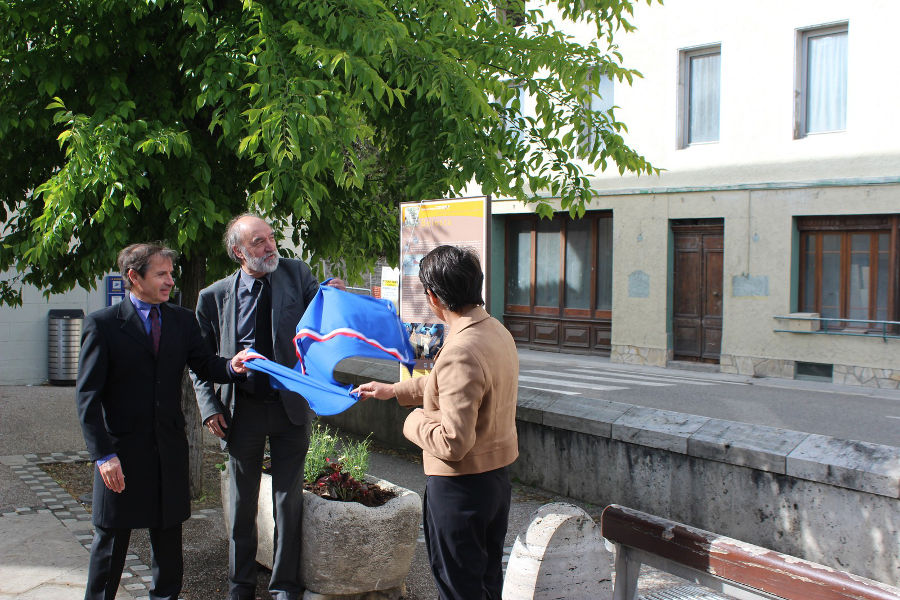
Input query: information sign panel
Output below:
<box><xmin>106</xmin><ymin>275</ymin><xmax>125</xmax><ymax>307</ymax></box>
<box><xmin>398</xmin><ymin>196</ymin><xmax>489</xmax><ymax>374</ymax></box>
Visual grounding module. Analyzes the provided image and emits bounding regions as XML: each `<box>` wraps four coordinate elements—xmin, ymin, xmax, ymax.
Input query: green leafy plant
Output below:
<box><xmin>304</xmin><ymin>421</ymin><xmax>391</xmax><ymax>507</ymax></box>
<box><xmin>339</xmin><ymin>434</ymin><xmax>371</xmax><ymax>483</ymax></box>
<box><xmin>304</xmin><ymin>421</ymin><xmax>339</xmax><ymax>484</ymax></box>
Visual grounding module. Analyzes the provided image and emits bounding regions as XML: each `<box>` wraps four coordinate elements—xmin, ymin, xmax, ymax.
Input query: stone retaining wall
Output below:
<box><xmin>330</xmin><ymin>360</ymin><xmax>900</xmax><ymax>586</ymax></box>
<box><xmin>609</xmin><ymin>344</ymin><xmax>669</xmax><ymax>367</ymax></box>
<box><xmin>833</xmin><ymin>364</ymin><xmax>900</xmax><ymax>389</ymax></box>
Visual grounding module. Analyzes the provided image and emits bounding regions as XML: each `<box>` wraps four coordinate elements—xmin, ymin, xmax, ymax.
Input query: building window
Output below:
<box><xmin>505</xmin><ymin>212</ymin><xmax>613</xmax><ymax>317</ymax></box>
<box><xmin>796</xmin><ymin>23</ymin><xmax>848</xmax><ymax>137</ymax></box>
<box><xmin>502</xmin><ymin>83</ymin><xmax>527</xmax><ymax>143</ymax></box>
<box><xmin>507</xmin><ymin>219</ymin><xmax>532</xmax><ymax>306</ymax></box>
<box><xmin>680</xmin><ymin>45</ymin><xmax>721</xmax><ymax>146</ymax></box>
<box><xmin>798</xmin><ymin>215</ymin><xmax>899</xmax><ymax>327</ymax></box>
<box><xmin>579</xmin><ymin>69</ymin><xmax>614</xmax><ymax>152</ymax></box>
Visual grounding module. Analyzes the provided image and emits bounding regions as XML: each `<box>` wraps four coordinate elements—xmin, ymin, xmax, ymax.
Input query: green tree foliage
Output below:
<box><xmin>0</xmin><ymin>0</ymin><xmax>656</xmax><ymax>307</ymax></box>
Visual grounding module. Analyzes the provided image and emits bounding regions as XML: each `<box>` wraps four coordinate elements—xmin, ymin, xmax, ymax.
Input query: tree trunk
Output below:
<box><xmin>179</xmin><ymin>254</ymin><xmax>207</xmax><ymax>499</ymax></box>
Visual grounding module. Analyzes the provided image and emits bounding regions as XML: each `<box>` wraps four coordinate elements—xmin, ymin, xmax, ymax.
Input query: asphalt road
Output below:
<box><xmin>517</xmin><ymin>349</ymin><xmax>900</xmax><ymax>448</ymax></box>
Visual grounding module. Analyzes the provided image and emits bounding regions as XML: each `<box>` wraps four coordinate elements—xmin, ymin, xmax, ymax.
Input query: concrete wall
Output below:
<box><xmin>330</xmin><ymin>361</ymin><xmax>900</xmax><ymax>586</ymax></box>
<box><xmin>0</xmin><ymin>271</ymin><xmax>107</xmax><ymax>385</ymax></box>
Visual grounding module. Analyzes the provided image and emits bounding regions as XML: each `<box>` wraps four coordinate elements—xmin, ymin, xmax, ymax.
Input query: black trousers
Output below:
<box><xmin>84</xmin><ymin>523</ymin><xmax>182</xmax><ymax>600</ymax></box>
<box><xmin>423</xmin><ymin>467</ymin><xmax>512</xmax><ymax>600</ymax></box>
<box><xmin>226</xmin><ymin>397</ymin><xmax>309</xmax><ymax>600</ymax></box>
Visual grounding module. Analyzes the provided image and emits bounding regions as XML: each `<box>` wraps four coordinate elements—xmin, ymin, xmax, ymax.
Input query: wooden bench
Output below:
<box><xmin>600</xmin><ymin>504</ymin><xmax>900</xmax><ymax>600</ymax></box>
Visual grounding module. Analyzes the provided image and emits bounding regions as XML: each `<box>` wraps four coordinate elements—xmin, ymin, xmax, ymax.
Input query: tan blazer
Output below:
<box><xmin>394</xmin><ymin>306</ymin><xmax>519</xmax><ymax>476</ymax></box>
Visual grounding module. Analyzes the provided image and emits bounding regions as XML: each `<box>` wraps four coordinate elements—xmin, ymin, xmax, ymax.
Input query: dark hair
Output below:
<box><xmin>418</xmin><ymin>245</ymin><xmax>484</xmax><ymax>313</ymax></box>
<box><xmin>117</xmin><ymin>243</ymin><xmax>177</xmax><ymax>290</ymax></box>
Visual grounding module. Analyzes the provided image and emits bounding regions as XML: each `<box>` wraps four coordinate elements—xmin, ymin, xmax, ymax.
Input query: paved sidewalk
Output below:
<box><xmin>0</xmin><ymin>451</ymin><xmax>137</xmax><ymax>600</ymax></box>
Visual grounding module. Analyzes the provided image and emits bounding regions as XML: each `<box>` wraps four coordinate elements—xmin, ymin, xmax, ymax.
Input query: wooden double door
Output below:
<box><xmin>672</xmin><ymin>220</ymin><xmax>723</xmax><ymax>362</ymax></box>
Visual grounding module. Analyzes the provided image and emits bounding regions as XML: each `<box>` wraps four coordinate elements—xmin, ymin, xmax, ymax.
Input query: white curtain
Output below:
<box><xmin>535</xmin><ymin>220</ymin><xmax>561</xmax><ymax>307</ymax></box>
<box><xmin>689</xmin><ymin>52</ymin><xmax>721</xmax><ymax>143</ymax></box>
<box><xmin>806</xmin><ymin>31</ymin><xmax>848</xmax><ymax>133</ymax></box>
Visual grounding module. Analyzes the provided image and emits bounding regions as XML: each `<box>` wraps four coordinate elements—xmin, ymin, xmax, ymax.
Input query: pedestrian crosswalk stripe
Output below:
<box><xmin>518</xmin><ymin>385</ymin><xmax>581</xmax><ymax>395</ymax></box>
<box><xmin>518</xmin><ymin>374</ymin><xmax>627</xmax><ymax>391</ymax></box>
<box><xmin>568</xmin><ymin>367</ymin><xmax>732</xmax><ymax>385</ymax></box>
<box><xmin>523</xmin><ymin>369</ymin><xmax>674</xmax><ymax>387</ymax></box>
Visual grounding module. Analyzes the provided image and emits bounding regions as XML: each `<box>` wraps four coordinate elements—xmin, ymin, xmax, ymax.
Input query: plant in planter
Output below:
<box><xmin>222</xmin><ymin>422</ymin><xmax>422</xmax><ymax>600</ymax></box>
<box><xmin>302</xmin><ymin>423</ymin><xmax>395</xmax><ymax>507</ymax></box>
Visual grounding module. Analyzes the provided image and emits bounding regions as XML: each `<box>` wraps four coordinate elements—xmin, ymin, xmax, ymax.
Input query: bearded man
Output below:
<box><xmin>191</xmin><ymin>214</ymin><xmax>343</xmax><ymax>600</ymax></box>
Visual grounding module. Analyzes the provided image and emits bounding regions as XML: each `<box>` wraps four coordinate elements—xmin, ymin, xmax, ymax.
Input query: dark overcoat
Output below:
<box><xmin>76</xmin><ymin>298</ymin><xmax>234</xmax><ymax>529</ymax></box>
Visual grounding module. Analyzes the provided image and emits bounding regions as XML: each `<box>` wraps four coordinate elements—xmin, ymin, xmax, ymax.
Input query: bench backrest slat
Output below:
<box><xmin>600</xmin><ymin>505</ymin><xmax>900</xmax><ymax>600</ymax></box>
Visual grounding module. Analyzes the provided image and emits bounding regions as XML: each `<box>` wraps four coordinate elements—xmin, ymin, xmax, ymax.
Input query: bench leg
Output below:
<box><xmin>612</xmin><ymin>545</ymin><xmax>641</xmax><ymax>600</ymax></box>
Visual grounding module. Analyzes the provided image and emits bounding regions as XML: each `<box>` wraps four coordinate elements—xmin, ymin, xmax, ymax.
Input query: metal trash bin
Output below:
<box><xmin>48</xmin><ymin>309</ymin><xmax>84</xmax><ymax>385</ymax></box>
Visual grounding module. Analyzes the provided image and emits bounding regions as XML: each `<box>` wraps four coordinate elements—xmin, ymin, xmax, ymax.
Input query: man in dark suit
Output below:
<box><xmin>191</xmin><ymin>214</ymin><xmax>344</xmax><ymax>600</ymax></box>
<box><xmin>77</xmin><ymin>243</ymin><xmax>250</xmax><ymax>600</ymax></box>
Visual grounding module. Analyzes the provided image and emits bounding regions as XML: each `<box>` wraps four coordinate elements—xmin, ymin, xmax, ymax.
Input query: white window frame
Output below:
<box><xmin>794</xmin><ymin>22</ymin><xmax>849</xmax><ymax>138</ymax></box>
<box><xmin>677</xmin><ymin>44</ymin><xmax>722</xmax><ymax>148</ymax></box>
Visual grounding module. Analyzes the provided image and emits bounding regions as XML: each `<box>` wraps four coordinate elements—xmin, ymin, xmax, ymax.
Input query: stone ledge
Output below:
<box><xmin>787</xmin><ymin>434</ymin><xmax>900</xmax><ymax>498</ymax></box>
<box><xmin>687</xmin><ymin>419</ymin><xmax>809</xmax><ymax>474</ymax></box>
<box><xmin>333</xmin><ymin>357</ymin><xmax>900</xmax><ymax>498</ymax></box>
<box><xmin>514</xmin><ymin>396</ymin><xmax>900</xmax><ymax>498</ymax></box>
<box><xmin>542</xmin><ymin>397</ymin><xmax>631</xmax><ymax>438</ymax></box>
<box><xmin>611</xmin><ymin>407</ymin><xmax>710</xmax><ymax>454</ymax></box>
<box><xmin>514</xmin><ymin>388</ymin><xmax>561</xmax><ymax>425</ymax></box>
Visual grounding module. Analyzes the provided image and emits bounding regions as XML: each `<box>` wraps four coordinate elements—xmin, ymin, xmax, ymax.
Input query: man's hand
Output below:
<box><xmin>350</xmin><ymin>381</ymin><xmax>396</xmax><ymax>401</ymax></box>
<box><xmin>327</xmin><ymin>278</ymin><xmax>347</xmax><ymax>291</ymax></box>
<box><xmin>231</xmin><ymin>349</ymin><xmax>251</xmax><ymax>374</ymax></box>
<box><xmin>205</xmin><ymin>413</ymin><xmax>228</xmax><ymax>439</ymax></box>
<box><xmin>98</xmin><ymin>457</ymin><xmax>125</xmax><ymax>493</ymax></box>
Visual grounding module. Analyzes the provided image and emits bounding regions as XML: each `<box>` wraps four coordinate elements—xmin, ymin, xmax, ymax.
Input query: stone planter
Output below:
<box><xmin>221</xmin><ymin>469</ymin><xmax>422</xmax><ymax>599</ymax></box>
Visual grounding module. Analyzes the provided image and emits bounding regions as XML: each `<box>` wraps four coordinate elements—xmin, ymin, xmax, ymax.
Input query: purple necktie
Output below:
<box><xmin>149</xmin><ymin>306</ymin><xmax>161</xmax><ymax>355</ymax></box>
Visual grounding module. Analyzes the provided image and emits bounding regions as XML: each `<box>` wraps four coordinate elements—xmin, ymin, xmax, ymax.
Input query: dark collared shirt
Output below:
<box><xmin>236</xmin><ymin>269</ymin><xmax>271</xmax><ymax>395</ymax></box>
<box><xmin>236</xmin><ymin>269</ymin><xmax>270</xmax><ymax>350</ymax></box>
<box><xmin>129</xmin><ymin>292</ymin><xmax>160</xmax><ymax>335</ymax></box>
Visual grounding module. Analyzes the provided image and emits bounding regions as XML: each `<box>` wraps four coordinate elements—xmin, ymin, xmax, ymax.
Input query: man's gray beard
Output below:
<box><xmin>243</xmin><ymin>248</ymin><xmax>280</xmax><ymax>274</ymax></box>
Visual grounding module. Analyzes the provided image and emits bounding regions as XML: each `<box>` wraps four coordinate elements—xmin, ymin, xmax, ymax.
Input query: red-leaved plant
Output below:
<box><xmin>313</xmin><ymin>458</ymin><xmax>381</xmax><ymax>504</ymax></box>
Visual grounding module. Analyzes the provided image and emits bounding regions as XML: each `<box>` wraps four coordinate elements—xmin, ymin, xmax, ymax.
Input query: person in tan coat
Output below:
<box><xmin>353</xmin><ymin>245</ymin><xmax>519</xmax><ymax>600</ymax></box>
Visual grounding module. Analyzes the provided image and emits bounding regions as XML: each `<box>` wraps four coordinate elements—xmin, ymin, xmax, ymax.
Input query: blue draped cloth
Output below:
<box><xmin>243</xmin><ymin>283</ymin><xmax>416</xmax><ymax>416</ymax></box>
